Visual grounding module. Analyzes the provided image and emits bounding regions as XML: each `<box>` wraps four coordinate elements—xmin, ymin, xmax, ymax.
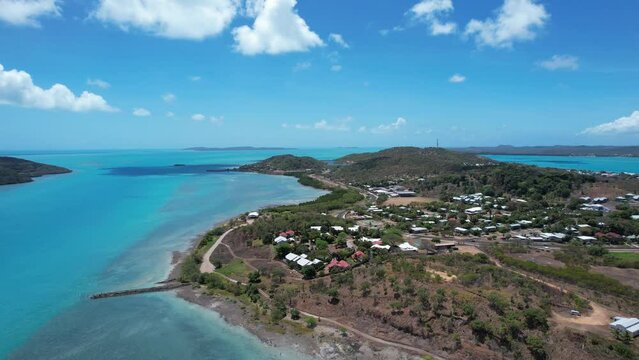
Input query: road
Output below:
<box><xmin>200</xmin><ymin>226</ymin><xmax>241</xmax><ymax>273</ymax></box>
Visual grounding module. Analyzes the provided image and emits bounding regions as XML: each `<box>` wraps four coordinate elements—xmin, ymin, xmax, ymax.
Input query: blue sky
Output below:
<box><xmin>0</xmin><ymin>0</ymin><xmax>638</xmax><ymax>150</ymax></box>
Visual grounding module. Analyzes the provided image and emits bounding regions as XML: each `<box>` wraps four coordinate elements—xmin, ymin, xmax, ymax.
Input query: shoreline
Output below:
<box><xmin>163</xmin><ymin>196</ymin><xmax>421</xmax><ymax>360</ymax></box>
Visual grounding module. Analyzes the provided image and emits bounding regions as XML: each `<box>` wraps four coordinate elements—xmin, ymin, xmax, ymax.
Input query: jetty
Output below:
<box><xmin>90</xmin><ymin>282</ymin><xmax>187</xmax><ymax>300</ymax></box>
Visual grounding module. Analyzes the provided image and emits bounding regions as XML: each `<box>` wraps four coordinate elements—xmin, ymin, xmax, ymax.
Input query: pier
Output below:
<box><xmin>90</xmin><ymin>282</ymin><xmax>188</xmax><ymax>300</ymax></box>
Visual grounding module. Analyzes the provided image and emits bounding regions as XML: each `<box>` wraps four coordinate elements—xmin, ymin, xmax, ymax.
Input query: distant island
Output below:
<box><xmin>0</xmin><ymin>157</ymin><xmax>71</xmax><ymax>185</ymax></box>
<box><xmin>454</xmin><ymin>145</ymin><xmax>639</xmax><ymax>157</ymax></box>
<box><xmin>185</xmin><ymin>146</ymin><xmax>294</xmax><ymax>151</ymax></box>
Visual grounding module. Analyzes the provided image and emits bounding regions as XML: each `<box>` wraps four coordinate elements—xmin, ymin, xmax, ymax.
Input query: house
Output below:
<box><xmin>434</xmin><ymin>241</ymin><xmax>456</xmax><ymax>252</ymax></box>
<box><xmin>274</xmin><ymin>236</ymin><xmax>289</xmax><ymax>244</ymax></box>
<box><xmin>470</xmin><ymin>227</ymin><xmax>483</xmax><ymax>233</ymax></box>
<box><xmin>510</xmin><ymin>223</ymin><xmax>522</xmax><ymax>230</ymax></box>
<box><xmin>331</xmin><ymin>226</ymin><xmax>345</xmax><ymax>232</ymax></box>
<box><xmin>309</xmin><ymin>226</ymin><xmax>322</xmax><ymax>232</ymax></box>
<box><xmin>518</xmin><ymin>220</ymin><xmax>533</xmax><ymax>227</ymax></box>
<box><xmin>352</xmin><ymin>250</ymin><xmax>366</xmax><ymax>259</ymax></box>
<box><xmin>348</xmin><ymin>225</ymin><xmax>360</xmax><ymax>233</ymax></box>
<box><xmin>540</xmin><ymin>233</ymin><xmax>567</xmax><ymax>241</ymax></box>
<box><xmin>577</xmin><ymin>236</ymin><xmax>597</xmax><ymax>242</ymax></box>
<box><xmin>398</xmin><ymin>242</ymin><xmax>418</xmax><ymax>252</ymax></box>
<box><xmin>371</xmin><ymin>244</ymin><xmax>391</xmax><ymax>250</ymax></box>
<box><xmin>455</xmin><ymin>227</ymin><xmax>469</xmax><ymax>234</ymax></box>
<box><xmin>484</xmin><ymin>226</ymin><xmax>497</xmax><ymax>233</ymax></box>
<box><xmin>327</xmin><ymin>259</ymin><xmax>350</xmax><ymax>270</ymax></box>
<box><xmin>577</xmin><ymin>224</ymin><xmax>591</xmax><ymax>229</ymax></box>
<box><xmin>593</xmin><ymin>197</ymin><xmax>608</xmax><ymax>203</ymax></box>
<box><xmin>632</xmin><ymin>215</ymin><xmax>639</xmax><ymax>221</ymax></box>
<box><xmin>285</xmin><ymin>253</ymin><xmax>301</xmax><ymax>262</ymax></box>
<box><xmin>610</xmin><ymin>317</ymin><xmax>639</xmax><ymax>337</ymax></box>
<box><xmin>279</xmin><ymin>230</ymin><xmax>295</xmax><ymax>237</ymax></box>
<box><xmin>465</xmin><ymin>207</ymin><xmax>483</xmax><ymax>215</ymax></box>
<box><xmin>410</xmin><ymin>226</ymin><xmax>428</xmax><ymax>234</ymax></box>
<box><xmin>248</xmin><ymin>211</ymin><xmax>260</xmax><ymax>219</ymax></box>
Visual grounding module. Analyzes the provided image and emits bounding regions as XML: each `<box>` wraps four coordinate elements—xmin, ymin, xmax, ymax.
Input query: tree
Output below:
<box><xmin>301</xmin><ymin>266</ymin><xmax>317</xmax><ymax>279</ymax></box>
<box><xmin>274</xmin><ymin>243</ymin><xmax>291</xmax><ymax>259</ymax></box>
<box><xmin>290</xmin><ymin>308</ymin><xmax>300</xmax><ymax>320</ymax></box>
<box><xmin>526</xmin><ymin>335</ymin><xmax>547</xmax><ymax>360</ymax></box>
<box><xmin>327</xmin><ymin>287</ymin><xmax>340</xmax><ymax>304</ymax></box>
<box><xmin>248</xmin><ymin>271</ymin><xmax>261</xmax><ymax>284</ymax></box>
<box><xmin>523</xmin><ymin>308</ymin><xmax>548</xmax><ymax>330</ymax></box>
<box><xmin>305</xmin><ymin>316</ymin><xmax>318</xmax><ymax>328</ymax></box>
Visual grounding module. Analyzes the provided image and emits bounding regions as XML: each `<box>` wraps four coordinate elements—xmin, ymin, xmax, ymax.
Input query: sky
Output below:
<box><xmin>0</xmin><ymin>0</ymin><xmax>638</xmax><ymax>150</ymax></box>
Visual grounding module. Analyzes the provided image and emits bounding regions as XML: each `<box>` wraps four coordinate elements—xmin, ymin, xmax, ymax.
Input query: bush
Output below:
<box><xmin>305</xmin><ymin>316</ymin><xmax>318</xmax><ymax>328</ymax></box>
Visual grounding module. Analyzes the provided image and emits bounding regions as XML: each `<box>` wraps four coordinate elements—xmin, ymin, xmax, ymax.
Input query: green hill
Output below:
<box><xmin>332</xmin><ymin>147</ymin><xmax>495</xmax><ymax>182</ymax></box>
<box><xmin>238</xmin><ymin>154</ymin><xmax>328</xmax><ymax>174</ymax></box>
<box><xmin>0</xmin><ymin>157</ymin><xmax>71</xmax><ymax>185</ymax></box>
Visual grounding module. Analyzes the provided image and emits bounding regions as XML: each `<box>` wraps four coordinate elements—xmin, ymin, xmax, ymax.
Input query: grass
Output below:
<box><xmin>216</xmin><ymin>259</ymin><xmax>253</xmax><ymax>279</ymax></box>
<box><xmin>252</xmin><ymin>239</ymin><xmax>264</xmax><ymax>247</ymax></box>
<box><xmin>607</xmin><ymin>252</ymin><xmax>639</xmax><ymax>261</ymax></box>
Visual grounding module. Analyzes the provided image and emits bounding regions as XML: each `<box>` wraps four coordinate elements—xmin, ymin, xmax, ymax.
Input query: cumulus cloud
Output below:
<box><xmin>538</xmin><ymin>55</ymin><xmax>579</xmax><ymax>71</ymax></box>
<box><xmin>464</xmin><ymin>0</ymin><xmax>549</xmax><ymax>48</ymax></box>
<box><xmin>166</xmin><ymin>111</ymin><xmax>175</xmax><ymax>118</ymax></box>
<box><xmin>87</xmin><ymin>78</ymin><xmax>111</xmax><ymax>89</ymax></box>
<box><xmin>0</xmin><ymin>64</ymin><xmax>116</xmax><ymax>112</ymax></box>
<box><xmin>162</xmin><ymin>93</ymin><xmax>176</xmax><ymax>103</ymax></box>
<box><xmin>329</xmin><ymin>33</ymin><xmax>349</xmax><ymax>48</ymax></box>
<box><xmin>189</xmin><ymin>76</ymin><xmax>202</xmax><ymax>82</ymax></box>
<box><xmin>232</xmin><ymin>0</ymin><xmax>324</xmax><ymax>55</ymax></box>
<box><xmin>93</xmin><ymin>0</ymin><xmax>239</xmax><ymax>40</ymax></box>
<box><xmin>449</xmin><ymin>74</ymin><xmax>466</xmax><ymax>83</ymax></box>
<box><xmin>371</xmin><ymin>117</ymin><xmax>407</xmax><ymax>134</ymax></box>
<box><xmin>581</xmin><ymin>111</ymin><xmax>639</xmax><ymax>135</ymax></box>
<box><xmin>409</xmin><ymin>0</ymin><xmax>456</xmax><ymax>36</ymax></box>
<box><xmin>133</xmin><ymin>107</ymin><xmax>151</xmax><ymax>117</ymax></box>
<box><xmin>191</xmin><ymin>113</ymin><xmax>206</xmax><ymax>121</ymax></box>
<box><xmin>330</xmin><ymin>64</ymin><xmax>342</xmax><ymax>72</ymax></box>
<box><xmin>0</xmin><ymin>0</ymin><xmax>60</xmax><ymax>27</ymax></box>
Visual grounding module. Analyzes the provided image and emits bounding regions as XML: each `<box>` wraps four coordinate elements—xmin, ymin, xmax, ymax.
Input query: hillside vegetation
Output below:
<box><xmin>0</xmin><ymin>157</ymin><xmax>71</xmax><ymax>185</ymax></box>
<box><xmin>238</xmin><ymin>154</ymin><xmax>327</xmax><ymax>173</ymax></box>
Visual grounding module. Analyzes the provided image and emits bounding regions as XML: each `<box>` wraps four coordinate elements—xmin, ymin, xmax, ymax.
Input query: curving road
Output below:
<box><xmin>200</xmin><ymin>226</ymin><xmax>240</xmax><ymax>273</ymax></box>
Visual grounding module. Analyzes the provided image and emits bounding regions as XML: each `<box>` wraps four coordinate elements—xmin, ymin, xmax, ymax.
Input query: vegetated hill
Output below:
<box><xmin>238</xmin><ymin>154</ymin><xmax>328</xmax><ymax>173</ymax></box>
<box><xmin>185</xmin><ymin>146</ymin><xmax>292</xmax><ymax>151</ymax></box>
<box><xmin>331</xmin><ymin>147</ymin><xmax>495</xmax><ymax>182</ymax></box>
<box><xmin>455</xmin><ymin>145</ymin><xmax>639</xmax><ymax>157</ymax></box>
<box><xmin>0</xmin><ymin>157</ymin><xmax>71</xmax><ymax>185</ymax></box>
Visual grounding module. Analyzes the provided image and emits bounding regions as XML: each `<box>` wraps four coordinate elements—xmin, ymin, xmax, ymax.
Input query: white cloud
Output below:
<box><xmin>191</xmin><ymin>113</ymin><xmax>206</xmax><ymax>121</ymax></box>
<box><xmin>331</xmin><ymin>64</ymin><xmax>342</xmax><ymax>72</ymax></box>
<box><xmin>371</xmin><ymin>117</ymin><xmax>407</xmax><ymax>134</ymax></box>
<box><xmin>166</xmin><ymin>111</ymin><xmax>175</xmax><ymax>118</ymax></box>
<box><xmin>192</xmin><ymin>113</ymin><xmax>223</xmax><ymax>124</ymax></box>
<box><xmin>464</xmin><ymin>0</ymin><xmax>549</xmax><ymax>48</ymax></box>
<box><xmin>329</xmin><ymin>33</ymin><xmax>349</xmax><ymax>48</ymax></box>
<box><xmin>0</xmin><ymin>0</ymin><xmax>60</xmax><ymax>27</ymax></box>
<box><xmin>133</xmin><ymin>107</ymin><xmax>151</xmax><ymax>117</ymax></box>
<box><xmin>189</xmin><ymin>76</ymin><xmax>202</xmax><ymax>82</ymax></box>
<box><xmin>409</xmin><ymin>0</ymin><xmax>456</xmax><ymax>36</ymax></box>
<box><xmin>449</xmin><ymin>73</ymin><xmax>466</xmax><ymax>83</ymax></box>
<box><xmin>93</xmin><ymin>0</ymin><xmax>239</xmax><ymax>40</ymax></box>
<box><xmin>0</xmin><ymin>64</ymin><xmax>116</xmax><ymax>112</ymax></box>
<box><xmin>538</xmin><ymin>55</ymin><xmax>579</xmax><ymax>71</ymax></box>
<box><xmin>581</xmin><ymin>111</ymin><xmax>639</xmax><ymax>135</ymax></box>
<box><xmin>87</xmin><ymin>78</ymin><xmax>111</xmax><ymax>89</ymax></box>
<box><xmin>162</xmin><ymin>93</ymin><xmax>176</xmax><ymax>103</ymax></box>
<box><xmin>232</xmin><ymin>0</ymin><xmax>324</xmax><ymax>55</ymax></box>
<box><xmin>293</xmin><ymin>61</ymin><xmax>311</xmax><ymax>72</ymax></box>
<box><xmin>288</xmin><ymin>118</ymin><xmax>351</xmax><ymax>132</ymax></box>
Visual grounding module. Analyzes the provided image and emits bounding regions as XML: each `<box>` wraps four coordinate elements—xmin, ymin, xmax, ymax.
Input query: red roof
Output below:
<box><xmin>352</xmin><ymin>251</ymin><xmax>365</xmax><ymax>258</ymax></box>
<box><xmin>279</xmin><ymin>230</ymin><xmax>296</xmax><ymax>237</ymax></box>
<box><xmin>327</xmin><ymin>259</ymin><xmax>350</xmax><ymax>270</ymax></box>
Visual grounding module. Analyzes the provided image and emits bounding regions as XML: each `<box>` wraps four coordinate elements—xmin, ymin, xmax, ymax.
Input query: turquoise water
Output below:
<box><xmin>0</xmin><ymin>148</ymin><xmax>372</xmax><ymax>359</ymax></box>
<box><xmin>485</xmin><ymin>154</ymin><xmax>639</xmax><ymax>174</ymax></box>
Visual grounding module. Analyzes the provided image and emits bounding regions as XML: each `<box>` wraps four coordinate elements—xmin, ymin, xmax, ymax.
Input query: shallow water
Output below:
<box><xmin>485</xmin><ymin>154</ymin><xmax>639</xmax><ymax>173</ymax></box>
<box><xmin>0</xmin><ymin>148</ymin><xmax>366</xmax><ymax>359</ymax></box>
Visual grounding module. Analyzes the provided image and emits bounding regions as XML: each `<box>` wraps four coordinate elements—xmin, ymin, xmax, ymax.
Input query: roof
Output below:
<box><xmin>371</xmin><ymin>244</ymin><xmax>391</xmax><ymax>250</ymax></box>
<box><xmin>297</xmin><ymin>258</ymin><xmax>312</xmax><ymax>267</ymax></box>
<box><xmin>398</xmin><ymin>242</ymin><xmax>418</xmax><ymax>251</ymax></box>
<box><xmin>274</xmin><ymin>236</ymin><xmax>289</xmax><ymax>244</ymax></box>
<box><xmin>353</xmin><ymin>251</ymin><xmax>365</xmax><ymax>258</ymax></box>
<box><xmin>285</xmin><ymin>253</ymin><xmax>300</xmax><ymax>261</ymax></box>
<box><xmin>327</xmin><ymin>258</ymin><xmax>350</xmax><ymax>269</ymax></box>
<box><xmin>611</xmin><ymin>317</ymin><xmax>639</xmax><ymax>329</ymax></box>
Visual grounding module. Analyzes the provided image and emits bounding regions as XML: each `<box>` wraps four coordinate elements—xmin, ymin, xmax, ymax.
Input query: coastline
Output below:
<box><xmin>163</xmin><ymin>198</ymin><xmax>421</xmax><ymax>360</ymax></box>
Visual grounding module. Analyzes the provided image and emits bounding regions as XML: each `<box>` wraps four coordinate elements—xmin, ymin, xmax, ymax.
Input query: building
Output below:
<box><xmin>327</xmin><ymin>259</ymin><xmax>350</xmax><ymax>271</ymax></box>
<box><xmin>465</xmin><ymin>207</ymin><xmax>483</xmax><ymax>215</ymax></box>
<box><xmin>410</xmin><ymin>226</ymin><xmax>428</xmax><ymax>234</ymax></box>
<box><xmin>274</xmin><ymin>236</ymin><xmax>289</xmax><ymax>244</ymax></box>
<box><xmin>398</xmin><ymin>242</ymin><xmax>418</xmax><ymax>252</ymax></box>
<box><xmin>455</xmin><ymin>227</ymin><xmax>469</xmax><ymax>234</ymax></box>
<box><xmin>309</xmin><ymin>226</ymin><xmax>322</xmax><ymax>232</ymax></box>
<box><xmin>610</xmin><ymin>317</ymin><xmax>639</xmax><ymax>337</ymax></box>
<box><xmin>248</xmin><ymin>211</ymin><xmax>260</xmax><ymax>219</ymax></box>
<box><xmin>434</xmin><ymin>241</ymin><xmax>456</xmax><ymax>253</ymax></box>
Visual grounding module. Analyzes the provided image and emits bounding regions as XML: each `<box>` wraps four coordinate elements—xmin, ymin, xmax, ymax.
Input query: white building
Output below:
<box><xmin>248</xmin><ymin>211</ymin><xmax>260</xmax><ymax>219</ymax></box>
<box><xmin>610</xmin><ymin>317</ymin><xmax>639</xmax><ymax>337</ymax></box>
<box><xmin>274</xmin><ymin>236</ymin><xmax>289</xmax><ymax>244</ymax></box>
<box><xmin>455</xmin><ymin>227</ymin><xmax>469</xmax><ymax>234</ymax></box>
<box><xmin>465</xmin><ymin>207</ymin><xmax>483</xmax><ymax>215</ymax></box>
<box><xmin>398</xmin><ymin>242</ymin><xmax>418</xmax><ymax>252</ymax></box>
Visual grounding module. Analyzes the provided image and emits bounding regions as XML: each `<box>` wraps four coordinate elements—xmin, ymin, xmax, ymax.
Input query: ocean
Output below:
<box><xmin>2</xmin><ymin>149</ymin><xmax>638</xmax><ymax>359</ymax></box>
<box><xmin>0</xmin><ymin>148</ymin><xmax>371</xmax><ymax>360</ymax></box>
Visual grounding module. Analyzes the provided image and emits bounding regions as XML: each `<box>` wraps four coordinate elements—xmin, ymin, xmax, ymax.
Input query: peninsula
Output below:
<box><xmin>175</xmin><ymin>147</ymin><xmax>639</xmax><ymax>360</ymax></box>
<box><xmin>455</xmin><ymin>145</ymin><xmax>639</xmax><ymax>157</ymax></box>
<box><xmin>0</xmin><ymin>157</ymin><xmax>71</xmax><ymax>185</ymax></box>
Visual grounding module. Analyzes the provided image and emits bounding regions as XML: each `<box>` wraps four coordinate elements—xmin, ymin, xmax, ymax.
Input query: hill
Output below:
<box><xmin>455</xmin><ymin>145</ymin><xmax>639</xmax><ymax>157</ymax></box>
<box><xmin>186</xmin><ymin>146</ymin><xmax>293</xmax><ymax>151</ymax></box>
<box><xmin>0</xmin><ymin>157</ymin><xmax>71</xmax><ymax>185</ymax></box>
<box><xmin>238</xmin><ymin>154</ymin><xmax>328</xmax><ymax>174</ymax></box>
<box><xmin>331</xmin><ymin>147</ymin><xmax>495</xmax><ymax>182</ymax></box>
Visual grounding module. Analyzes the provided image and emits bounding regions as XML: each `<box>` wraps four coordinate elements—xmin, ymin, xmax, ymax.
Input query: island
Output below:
<box><xmin>185</xmin><ymin>146</ymin><xmax>294</xmax><ymax>151</ymax></box>
<box><xmin>454</xmin><ymin>145</ymin><xmax>639</xmax><ymax>157</ymax></box>
<box><xmin>0</xmin><ymin>157</ymin><xmax>71</xmax><ymax>185</ymax></box>
<box><xmin>104</xmin><ymin>147</ymin><xmax>638</xmax><ymax>360</ymax></box>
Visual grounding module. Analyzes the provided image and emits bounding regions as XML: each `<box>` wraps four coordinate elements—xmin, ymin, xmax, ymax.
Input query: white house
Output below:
<box><xmin>310</xmin><ymin>226</ymin><xmax>322</xmax><ymax>232</ymax></box>
<box><xmin>577</xmin><ymin>236</ymin><xmax>597</xmax><ymax>242</ymax></box>
<box><xmin>274</xmin><ymin>236</ymin><xmax>289</xmax><ymax>244</ymax></box>
<box><xmin>348</xmin><ymin>225</ymin><xmax>360</xmax><ymax>233</ymax></box>
<box><xmin>455</xmin><ymin>227</ymin><xmax>469</xmax><ymax>234</ymax></box>
<box><xmin>610</xmin><ymin>317</ymin><xmax>639</xmax><ymax>337</ymax></box>
<box><xmin>285</xmin><ymin>253</ymin><xmax>300</xmax><ymax>262</ymax></box>
<box><xmin>465</xmin><ymin>207</ymin><xmax>483</xmax><ymax>215</ymax></box>
<box><xmin>248</xmin><ymin>211</ymin><xmax>260</xmax><ymax>219</ymax></box>
<box><xmin>331</xmin><ymin>226</ymin><xmax>345</xmax><ymax>232</ymax></box>
<box><xmin>371</xmin><ymin>244</ymin><xmax>391</xmax><ymax>250</ymax></box>
<box><xmin>398</xmin><ymin>242</ymin><xmax>418</xmax><ymax>251</ymax></box>
<box><xmin>410</xmin><ymin>226</ymin><xmax>428</xmax><ymax>234</ymax></box>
